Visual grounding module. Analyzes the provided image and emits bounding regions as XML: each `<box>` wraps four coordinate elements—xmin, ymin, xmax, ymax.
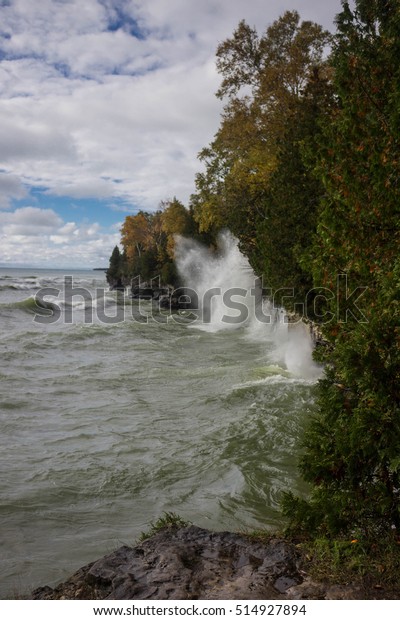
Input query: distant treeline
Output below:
<box><xmin>107</xmin><ymin>199</ymin><xmax>212</xmax><ymax>287</ymax></box>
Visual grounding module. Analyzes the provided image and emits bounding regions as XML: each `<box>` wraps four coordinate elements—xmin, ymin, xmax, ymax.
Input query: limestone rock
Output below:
<box><xmin>32</xmin><ymin>526</ymin><xmax>300</xmax><ymax>600</ymax></box>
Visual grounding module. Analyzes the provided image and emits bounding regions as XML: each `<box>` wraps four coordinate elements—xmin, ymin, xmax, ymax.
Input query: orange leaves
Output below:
<box><xmin>120</xmin><ymin>200</ymin><xmax>196</xmax><ymax>268</ymax></box>
<box><xmin>348</xmin><ymin>55</ymin><xmax>359</xmax><ymax>69</ymax></box>
<box><xmin>121</xmin><ymin>212</ymin><xmax>154</xmax><ymax>260</ymax></box>
<box><xmin>160</xmin><ymin>199</ymin><xmax>193</xmax><ymax>259</ymax></box>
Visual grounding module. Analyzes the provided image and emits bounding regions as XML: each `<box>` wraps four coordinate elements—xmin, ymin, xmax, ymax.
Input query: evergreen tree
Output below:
<box><xmin>283</xmin><ymin>0</ymin><xmax>400</xmax><ymax>539</ymax></box>
<box><xmin>106</xmin><ymin>245</ymin><xmax>123</xmax><ymax>285</ymax></box>
<box><xmin>255</xmin><ymin>68</ymin><xmax>334</xmax><ymax>312</ymax></box>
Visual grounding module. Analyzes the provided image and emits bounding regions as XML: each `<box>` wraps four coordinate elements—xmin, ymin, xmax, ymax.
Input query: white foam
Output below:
<box><xmin>175</xmin><ymin>231</ymin><xmax>322</xmax><ymax>380</ymax></box>
<box><xmin>175</xmin><ymin>231</ymin><xmax>257</xmax><ymax>331</ymax></box>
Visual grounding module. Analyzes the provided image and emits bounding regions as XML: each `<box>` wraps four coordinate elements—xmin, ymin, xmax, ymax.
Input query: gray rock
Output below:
<box><xmin>32</xmin><ymin>526</ymin><xmax>395</xmax><ymax>600</ymax></box>
<box><xmin>32</xmin><ymin>526</ymin><xmax>301</xmax><ymax>600</ymax></box>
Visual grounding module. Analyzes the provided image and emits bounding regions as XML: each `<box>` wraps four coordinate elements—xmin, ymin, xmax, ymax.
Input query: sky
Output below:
<box><xmin>0</xmin><ymin>0</ymin><xmax>343</xmax><ymax>268</ymax></box>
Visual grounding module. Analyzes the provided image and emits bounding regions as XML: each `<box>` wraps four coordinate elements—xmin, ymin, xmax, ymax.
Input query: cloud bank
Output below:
<box><xmin>0</xmin><ymin>206</ymin><xmax>120</xmax><ymax>267</ymax></box>
<box><xmin>0</xmin><ymin>0</ymin><xmax>342</xmax><ymax>266</ymax></box>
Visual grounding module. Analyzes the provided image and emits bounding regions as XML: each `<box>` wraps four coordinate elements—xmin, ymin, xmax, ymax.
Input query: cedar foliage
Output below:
<box><xmin>282</xmin><ymin>0</ymin><xmax>400</xmax><ymax>541</ymax></box>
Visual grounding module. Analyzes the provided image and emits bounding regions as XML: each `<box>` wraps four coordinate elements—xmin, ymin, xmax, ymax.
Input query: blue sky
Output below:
<box><xmin>0</xmin><ymin>0</ymin><xmax>343</xmax><ymax>268</ymax></box>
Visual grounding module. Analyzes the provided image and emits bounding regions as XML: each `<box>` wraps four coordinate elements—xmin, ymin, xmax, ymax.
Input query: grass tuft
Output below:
<box><xmin>137</xmin><ymin>512</ymin><xmax>191</xmax><ymax>543</ymax></box>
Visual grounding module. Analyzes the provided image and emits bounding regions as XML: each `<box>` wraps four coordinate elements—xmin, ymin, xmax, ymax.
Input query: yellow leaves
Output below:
<box><xmin>121</xmin><ymin>212</ymin><xmax>154</xmax><ymax>259</ymax></box>
<box><xmin>121</xmin><ymin>198</ymin><xmax>198</xmax><ymax>266</ymax></box>
<box><xmin>230</xmin><ymin>146</ymin><xmax>276</xmax><ymax>197</ymax></box>
<box><xmin>160</xmin><ymin>199</ymin><xmax>192</xmax><ymax>259</ymax></box>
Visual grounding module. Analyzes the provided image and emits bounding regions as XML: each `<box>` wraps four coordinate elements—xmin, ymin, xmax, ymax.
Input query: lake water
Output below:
<box><xmin>0</xmin><ymin>261</ymin><xmax>319</xmax><ymax>598</ymax></box>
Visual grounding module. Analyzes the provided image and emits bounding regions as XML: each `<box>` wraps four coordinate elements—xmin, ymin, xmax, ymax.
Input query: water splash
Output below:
<box><xmin>175</xmin><ymin>231</ymin><xmax>322</xmax><ymax>380</ymax></box>
<box><xmin>174</xmin><ymin>231</ymin><xmax>257</xmax><ymax>331</ymax></box>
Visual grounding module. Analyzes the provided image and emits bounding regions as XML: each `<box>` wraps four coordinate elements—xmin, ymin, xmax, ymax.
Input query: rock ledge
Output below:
<box><xmin>31</xmin><ymin>525</ymin><xmax>388</xmax><ymax>600</ymax></box>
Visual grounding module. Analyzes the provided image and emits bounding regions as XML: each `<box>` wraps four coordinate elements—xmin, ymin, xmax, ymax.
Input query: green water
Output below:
<box><xmin>0</xmin><ymin>268</ymin><xmax>316</xmax><ymax>598</ymax></box>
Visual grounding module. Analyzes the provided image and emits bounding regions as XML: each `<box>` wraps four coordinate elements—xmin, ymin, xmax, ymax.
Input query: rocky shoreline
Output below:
<box><xmin>31</xmin><ymin>525</ymin><xmax>390</xmax><ymax>600</ymax></box>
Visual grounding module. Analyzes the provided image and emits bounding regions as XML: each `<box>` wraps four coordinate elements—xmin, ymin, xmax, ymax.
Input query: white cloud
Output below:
<box><xmin>0</xmin><ymin>206</ymin><xmax>62</xmax><ymax>235</ymax></box>
<box><xmin>59</xmin><ymin>221</ymin><xmax>78</xmax><ymax>235</ymax></box>
<box><xmin>0</xmin><ymin>207</ymin><xmax>119</xmax><ymax>267</ymax></box>
<box><xmin>0</xmin><ymin>173</ymin><xmax>28</xmax><ymax>209</ymax></box>
<box><xmin>0</xmin><ymin>0</ymin><xmax>341</xmax><ymax>210</ymax></box>
<box><xmin>0</xmin><ymin>116</ymin><xmax>77</xmax><ymax>161</ymax></box>
<box><xmin>0</xmin><ymin>56</ymin><xmax>222</xmax><ymax>208</ymax></box>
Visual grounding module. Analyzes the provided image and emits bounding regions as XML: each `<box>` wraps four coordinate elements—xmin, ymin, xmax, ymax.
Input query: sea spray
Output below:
<box><xmin>174</xmin><ymin>230</ymin><xmax>258</xmax><ymax>331</ymax></box>
<box><xmin>175</xmin><ymin>230</ymin><xmax>322</xmax><ymax>379</ymax></box>
<box><xmin>268</xmin><ymin>319</ymin><xmax>322</xmax><ymax>379</ymax></box>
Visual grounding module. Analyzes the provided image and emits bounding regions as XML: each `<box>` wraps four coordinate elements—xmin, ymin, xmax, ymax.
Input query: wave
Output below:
<box><xmin>231</xmin><ymin>375</ymin><xmax>317</xmax><ymax>392</ymax></box>
<box><xmin>3</xmin><ymin>293</ymin><xmax>117</xmax><ymax>308</ymax></box>
<box><xmin>1</xmin><ymin>295</ymin><xmax>55</xmax><ymax>315</ymax></box>
<box><xmin>0</xmin><ymin>272</ymin><xmax>106</xmax><ymax>293</ymax></box>
<box><xmin>56</xmin><ymin>296</ymin><xmax>117</xmax><ymax>310</ymax></box>
<box><xmin>0</xmin><ymin>280</ymin><xmax>41</xmax><ymax>291</ymax></box>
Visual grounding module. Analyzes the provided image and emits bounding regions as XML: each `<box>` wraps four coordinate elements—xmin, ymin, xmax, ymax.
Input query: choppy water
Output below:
<box><xmin>0</xmin><ymin>265</ymin><xmax>319</xmax><ymax>598</ymax></box>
